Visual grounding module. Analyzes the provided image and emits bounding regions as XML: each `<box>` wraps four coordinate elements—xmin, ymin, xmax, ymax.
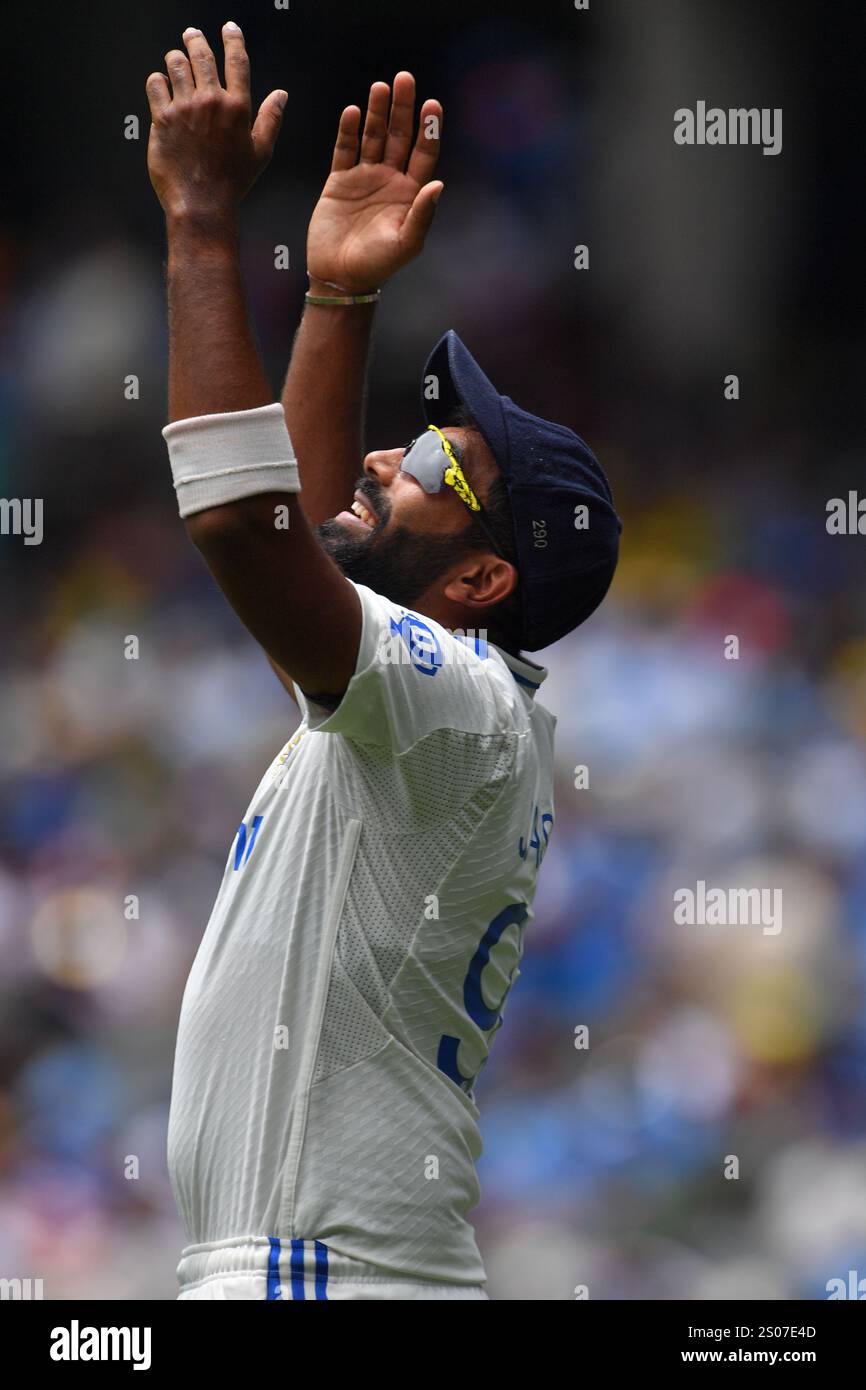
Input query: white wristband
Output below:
<box><xmin>162</xmin><ymin>402</ymin><xmax>301</xmax><ymax>518</ymax></box>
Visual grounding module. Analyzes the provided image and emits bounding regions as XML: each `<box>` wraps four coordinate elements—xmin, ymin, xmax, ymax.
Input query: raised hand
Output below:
<box><xmin>307</xmin><ymin>73</ymin><xmax>443</xmax><ymax>293</ymax></box>
<box><xmin>146</xmin><ymin>22</ymin><xmax>286</xmax><ymax>224</ymax></box>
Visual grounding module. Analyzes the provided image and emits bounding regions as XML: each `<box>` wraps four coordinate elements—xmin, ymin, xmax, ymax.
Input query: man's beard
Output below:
<box><xmin>315</xmin><ymin>514</ymin><xmax>476</xmax><ymax>612</ymax></box>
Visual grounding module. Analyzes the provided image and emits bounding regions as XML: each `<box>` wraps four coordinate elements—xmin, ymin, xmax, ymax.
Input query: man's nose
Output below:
<box><xmin>362</xmin><ymin>446</ymin><xmax>405</xmax><ymax>484</ymax></box>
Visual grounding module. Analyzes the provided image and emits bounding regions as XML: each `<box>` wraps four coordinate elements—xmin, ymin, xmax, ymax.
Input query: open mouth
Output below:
<box><xmin>350</xmin><ymin>494</ymin><xmax>377</xmax><ymax>527</ymax></box>
<box><xmin>335</xmin><ymin>491</ymin><xmax>379</xmax><ymax>531</ymax></box>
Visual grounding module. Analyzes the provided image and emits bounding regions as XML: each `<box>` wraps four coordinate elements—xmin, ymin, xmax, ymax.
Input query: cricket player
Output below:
<box><xmin>146</xmin><ymin>22</ymin><xmax>621</xmax><ymax>1300</ymax></box>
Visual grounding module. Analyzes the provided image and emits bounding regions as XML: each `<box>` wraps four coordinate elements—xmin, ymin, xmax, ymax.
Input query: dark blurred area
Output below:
<box><xmin>1</xmin><ymin>0</ymin><xmax>865</xmax><ymax>1298</ymax></box>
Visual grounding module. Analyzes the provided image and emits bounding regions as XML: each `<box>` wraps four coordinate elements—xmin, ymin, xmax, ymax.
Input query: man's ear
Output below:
<box><xmin>443</xmin><ymin>555</ymin><xmax>516</xmax><ymax>610</ymax></box>
<box><xmin>484</xmin><ymin>556</ymin><xmax>519</xmax><ymax>607</ymax></box>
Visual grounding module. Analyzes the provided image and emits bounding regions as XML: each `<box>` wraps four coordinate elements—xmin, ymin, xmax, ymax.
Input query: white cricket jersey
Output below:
<box><xmin>167</xmin><ymin>579</ymin><xmax>556</xmax><ymax>1285</ymax></box>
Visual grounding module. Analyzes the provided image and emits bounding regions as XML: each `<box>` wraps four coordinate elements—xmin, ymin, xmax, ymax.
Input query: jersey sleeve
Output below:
<box><xmin>295</xmin><ymin>581</ymin><xmax>519</xmax><ymax>750</ymax></box>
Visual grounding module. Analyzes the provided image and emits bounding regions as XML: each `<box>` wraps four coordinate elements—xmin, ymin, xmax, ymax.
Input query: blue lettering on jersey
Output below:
<box><xmin>519</xmin><ymin>804</ymin><xmax>553</xmax><ymax>868</ymax></box>
<box><xmin>233</xmin><ymin>815</ymin><xmax>264</xmax><ymax>870</ymax></box>
<box><xmin>452</xmin><ymin>630</ymin><xmax>490</xmax><ymax>661</ymax></box>
<box><xmin>390</xmin><ymin>612</ymin><xmax>443</xmax><ymax>676</ymax></box>
<box><xmin>437</xmin><ymin>901</ymin><xmax>529</xmax><ymax>1093</ymax></box>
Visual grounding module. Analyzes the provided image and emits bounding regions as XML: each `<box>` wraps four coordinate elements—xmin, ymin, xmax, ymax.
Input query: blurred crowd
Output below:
<box><xmin>1</xmin><ymin>1</ymin><xmax>864</xmax><ymax>1299</ymax></box>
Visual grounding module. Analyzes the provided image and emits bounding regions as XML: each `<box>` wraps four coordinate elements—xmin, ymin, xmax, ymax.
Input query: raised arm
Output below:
<box><xmin>146</xmin><ymin>23</ymin><xmax>362</xmax><ymax>704</ymax></box>
<box><xmin>282</xmin><ymin>74</ymin><xmax>443</xmax><ymax>527</ymax></box>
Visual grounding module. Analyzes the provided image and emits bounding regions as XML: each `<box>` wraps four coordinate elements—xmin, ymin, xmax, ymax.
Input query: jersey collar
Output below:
<box><xmin>451</xmin><ymin>632</ymin><xmax>548</xmax><ymax>696</ymax></box>
<box><xmin>494</xmin><ymin>648</ymin><xmax>548</xmax><ymax>697</ymax></box>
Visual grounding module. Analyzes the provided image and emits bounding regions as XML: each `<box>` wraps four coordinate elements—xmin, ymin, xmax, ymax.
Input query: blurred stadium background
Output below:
<box><xmin>1</xmin><ymin>0</ymin><xmax>865</xmax><ymax>1299</ymax></box>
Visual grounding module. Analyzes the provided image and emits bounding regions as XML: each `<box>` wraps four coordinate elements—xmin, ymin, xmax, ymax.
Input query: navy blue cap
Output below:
<box><xmin>421</xmin><ymin>330</ymin><xmax>622</xmax><ymax>652</ymax></box>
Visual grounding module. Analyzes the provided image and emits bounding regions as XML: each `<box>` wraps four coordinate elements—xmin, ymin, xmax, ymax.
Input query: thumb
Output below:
<box><xmin>252</xmin><ymin>89</ymin><xmax>287</xmax><ymax>167</ymax></box>
<box><xmin>402</xmin><ymin>181</ymin><xmax>444</xmax><ymax>254</ymax></box>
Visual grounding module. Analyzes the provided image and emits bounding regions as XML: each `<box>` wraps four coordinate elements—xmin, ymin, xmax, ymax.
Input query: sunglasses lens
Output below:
<box><xmin>399</xmin><ymin>431</ymin><xmax>449</xmax><ymax>494</ymax></box>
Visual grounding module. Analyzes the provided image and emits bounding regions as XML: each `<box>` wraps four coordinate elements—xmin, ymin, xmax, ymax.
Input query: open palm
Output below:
<box><xmin>307</xmin><ymin>73</ymin><xmax>443</xmax><ymax>293</ymax></box>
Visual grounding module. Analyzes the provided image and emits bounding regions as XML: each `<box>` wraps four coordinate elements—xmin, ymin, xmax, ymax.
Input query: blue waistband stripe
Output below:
<box><xmin>290</xmin><ymin>1238</ymin><xmax>306</xmax><ymax>1300</ymax></box>
<box><xmin>267</xmin><ymin>1237</ymin><xmax>282</xmax><ymax>1301</ymax></box>
<box><xmin>265</xmin><ymin>1237</ymin><xmax>330</xmax><ymax>1300</ymax></box>
<box><xmin>314</xmin><ymin>1240</ymin><xmax>329</xmax><ymax>1301</ymax></box>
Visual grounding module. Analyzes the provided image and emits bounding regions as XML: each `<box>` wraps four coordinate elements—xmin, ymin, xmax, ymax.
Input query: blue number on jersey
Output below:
<box><xmin>233</xmin><ymin>815</ymin><xmax>263</xmax><ymax>870</ymax></box>
<box><xmin>437</xmin><ymin>901</ymin><xmax>529</xmax><ymax>1093</ymax></box>
<box><xmin>519</xmin><ymin>804</ymin><xmax>553</xmax><ymax>868</ymax></box>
